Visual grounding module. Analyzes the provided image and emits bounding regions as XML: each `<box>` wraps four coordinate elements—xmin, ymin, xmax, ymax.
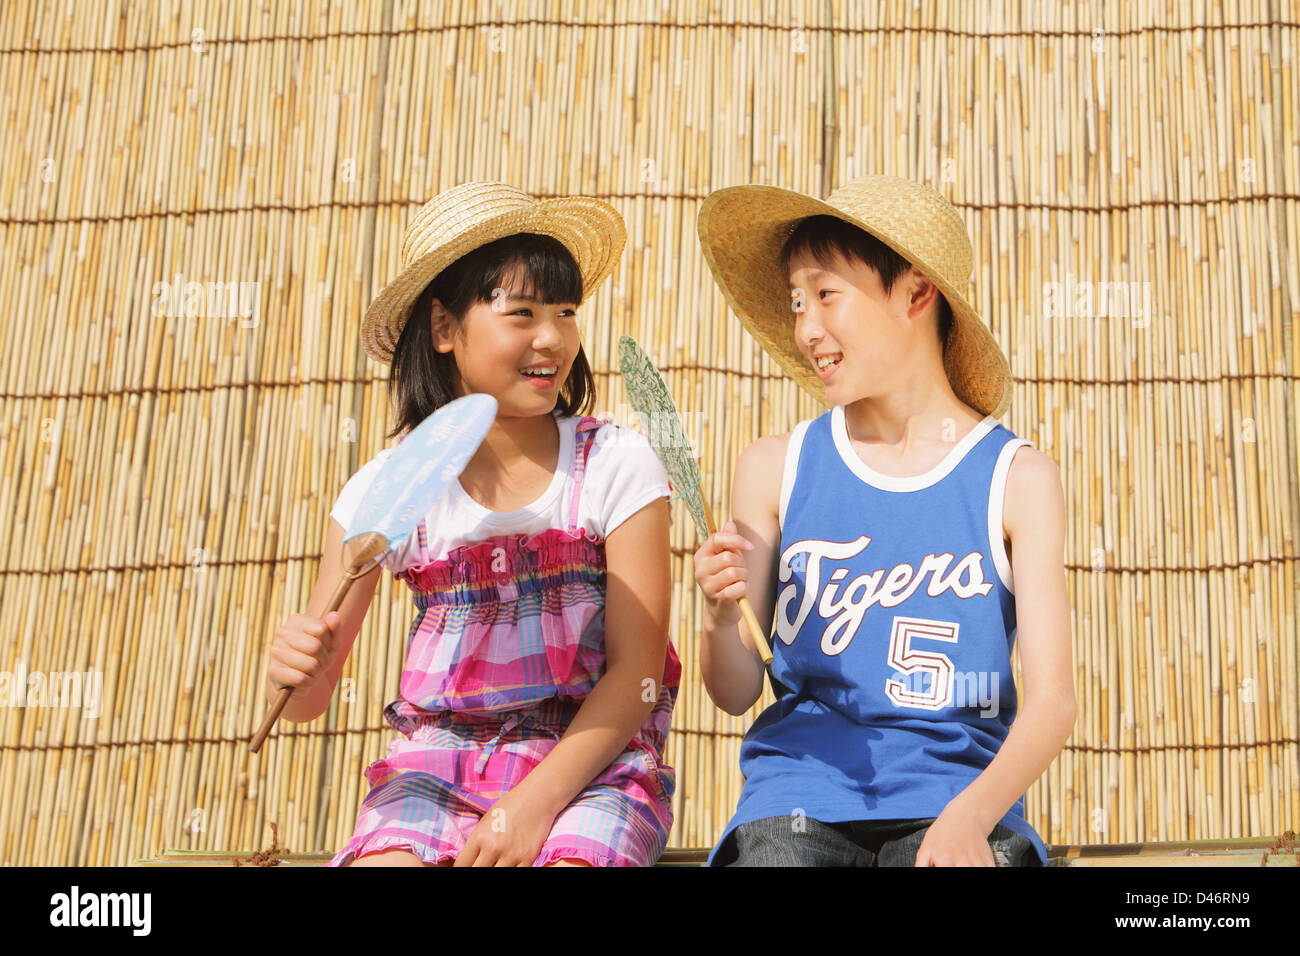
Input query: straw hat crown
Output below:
<box><xmin>361</xmin><ymin>182</ymin><xmax>626</xmax><ymax>365</ymax></box>
<box><xmin>696</xmin><ymin>173</ymin><xmax>1013</xmax><ymax>418</ymax></box>
<box><xmin>825</xmin><ymin>177</ymin><xmax>975</xmax><ymax>295</ymax></box>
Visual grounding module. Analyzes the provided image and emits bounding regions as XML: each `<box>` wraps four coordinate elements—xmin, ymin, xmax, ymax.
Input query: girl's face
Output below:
<box><xmin>787</xmin><ymin>248</ymin><xmax>934</xmax><ymax>407</ymax></box>
<box><xmin>431</xmin><ymin>265</ymin><xmax>581</xmax><ymax>417</ymax></box>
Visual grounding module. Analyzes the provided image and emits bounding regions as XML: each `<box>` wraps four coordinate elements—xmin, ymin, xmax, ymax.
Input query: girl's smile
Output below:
<box><xmin>519</xmin><ymin>361</ymin><xmax>560</xmax><ymax>388</ymax></box>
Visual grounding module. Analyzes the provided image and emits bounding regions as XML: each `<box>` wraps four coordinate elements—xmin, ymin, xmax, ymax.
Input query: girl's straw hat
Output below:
<box><xmin>696</xmin><ymin>174</ymin><xmax>1013</xmax><ymax>418</ymax></box>
<box><xmin>361</xmin><ymin>182</ymin><xmax>627</xmax><ymax>365</ymax></box>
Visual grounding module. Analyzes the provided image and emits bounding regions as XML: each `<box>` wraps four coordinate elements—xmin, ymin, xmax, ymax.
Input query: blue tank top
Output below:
<box><xmin>709</xmin><ymin>406</ymin><xmax>1048</xmax><ymax>866</ymax></box>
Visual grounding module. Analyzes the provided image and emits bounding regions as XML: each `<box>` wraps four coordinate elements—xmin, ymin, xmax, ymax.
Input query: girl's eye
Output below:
<box><xmin>819</xmin><ymin>289</ymin><xmax>836</xmax><ymax>299</ymax></box>
<box><xmin>509</xmin><ymin>308</ymin><xmax>577</xmax><ymax>317</ymax></box>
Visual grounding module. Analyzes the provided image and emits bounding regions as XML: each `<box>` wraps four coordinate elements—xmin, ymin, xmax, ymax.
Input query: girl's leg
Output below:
<box><xmin>347</xmin><ymin>847</ymin><xmax>449</xmax><ymax>867</ymax></box>
<box><xmin>543</xmin><ymin>858</ymin><xmax>592</xmax><ymax>866</ymax></box>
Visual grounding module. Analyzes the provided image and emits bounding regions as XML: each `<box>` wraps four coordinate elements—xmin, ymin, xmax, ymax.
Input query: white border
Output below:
<box><xmin>778</xmin><ymin>420</ymin><xmax>812</xmax><ymax>528</ymax></box>
<box><xmin>989</xmin><ymin>437</ymin><xmax>1034</xmax><ymax>593</ymax></box>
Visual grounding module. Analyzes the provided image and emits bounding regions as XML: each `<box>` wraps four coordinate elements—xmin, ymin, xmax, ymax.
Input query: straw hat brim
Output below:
<box><xmin>696</xmin><ymin>185</ymin><xmax>1012</xmax><ymax>418</ymax></box>
<box><xmin>362</xmin><ymin>196</ymin><xmax>627</xmax><ymax>365</ymax></box>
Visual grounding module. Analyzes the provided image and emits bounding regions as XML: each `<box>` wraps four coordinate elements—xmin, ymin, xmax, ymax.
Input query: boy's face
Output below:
<box><xmin>787</xmin><ymin>248</ymin><xmax>934</xmax><ymax>407</ymax></box>
<box><xmin>432</xmin><ymin>264</ymin><xmax>581</xmax><ymax>417</ymax></box>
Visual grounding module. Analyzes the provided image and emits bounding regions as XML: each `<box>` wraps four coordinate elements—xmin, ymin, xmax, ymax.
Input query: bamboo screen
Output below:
<box><xmin>1</xmin><ymin>1</ymin><xmax>1296</xmax><ymax>867</ymax></box>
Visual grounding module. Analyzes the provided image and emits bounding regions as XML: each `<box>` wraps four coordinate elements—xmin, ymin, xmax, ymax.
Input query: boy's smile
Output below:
<box><xmin>813</xmin><ymin>351</ymin><xmax>843</xmax><ymax>379</ymax></box>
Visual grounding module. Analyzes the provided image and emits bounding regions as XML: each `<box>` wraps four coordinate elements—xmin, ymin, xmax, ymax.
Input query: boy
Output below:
<box><xmin>693</xmin><ymin>175</ymin><xmax>1076</xmax><ymax>866</ymax></box>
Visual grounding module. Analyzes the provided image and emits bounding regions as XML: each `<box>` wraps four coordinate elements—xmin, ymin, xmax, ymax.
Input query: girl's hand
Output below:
<box><xmin>914</xmin><ymin>800</ymin><xmax>996</xmax><ymax>866</ymax></box>
<box><xmin>266</xmin><ymin>612</ymin><xmax>342</xmax><ymax>704</ymax></box>
<box><xmin>455</xmin><ymin>787</ymin><xmax>559</xmax><ymax>867</ymax></box>
<box><xmin>693</xmin><ymin>520</ymin><xmax>754</xmax><ymax>618</ymax></box>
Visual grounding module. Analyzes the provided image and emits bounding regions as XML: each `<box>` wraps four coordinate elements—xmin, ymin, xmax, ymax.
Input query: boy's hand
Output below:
<box><xmin>693</xmin><ymin>520</ymin><xmax>754</xmax><ymax>618</ymax></box>
<box><xmin>914</xmin><ymin>801</ymin><xmax>996</xmax><ymax>867</ymax></box>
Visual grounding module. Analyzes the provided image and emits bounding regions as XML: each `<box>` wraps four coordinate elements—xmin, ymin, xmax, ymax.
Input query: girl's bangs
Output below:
<box><xmin>476</xmin><ymin>235</ymin><xmax>585</xmax><ymax>307</ymax></box>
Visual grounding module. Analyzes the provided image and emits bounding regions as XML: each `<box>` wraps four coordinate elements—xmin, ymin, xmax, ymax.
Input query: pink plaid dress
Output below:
<box><xmin>325</xmin><ymin>416</ymin><xmax>681</xmax><ymax>867</ymax></box>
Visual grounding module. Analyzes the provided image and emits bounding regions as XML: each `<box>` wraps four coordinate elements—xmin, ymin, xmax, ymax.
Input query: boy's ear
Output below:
<box><xmin>906</xmin><ymin>267</ymin><xmax>941</xmax><ymax>314</ymax></box>
<box><xmin>428</xmin><ymin>299</ymin><xmax>456</xmax><ymax>353</ymax></box>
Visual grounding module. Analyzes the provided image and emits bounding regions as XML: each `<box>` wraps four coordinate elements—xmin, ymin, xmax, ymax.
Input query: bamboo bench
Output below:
<box><xmin>132</xmin><ymin>837</ymin><xmax>1298</xmax><ymax>867</ymax></box>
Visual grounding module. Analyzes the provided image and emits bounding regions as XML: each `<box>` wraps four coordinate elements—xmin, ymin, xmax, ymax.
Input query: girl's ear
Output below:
<box><xmin>429</xmin><ymin>298</ymin><xmax>456</xmax><ymax>353</ymax></box>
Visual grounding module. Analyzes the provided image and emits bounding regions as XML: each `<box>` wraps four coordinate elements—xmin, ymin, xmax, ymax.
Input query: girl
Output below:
<box><xmin>263</xmin><ymin>182</ymin><xmax>681</xmax><ymax>867</ymax></box>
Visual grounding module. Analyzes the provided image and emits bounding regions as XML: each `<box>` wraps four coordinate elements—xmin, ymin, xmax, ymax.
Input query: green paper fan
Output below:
<box><xmin>618</xmin><ymin>335</ymin><xmax>708</xmax><ymax>538</ymax></box>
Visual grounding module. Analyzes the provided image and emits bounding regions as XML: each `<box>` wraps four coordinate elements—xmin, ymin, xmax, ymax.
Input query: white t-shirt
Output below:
<box><xmin>329</xmin><ymin>413</ymin><xmax>672</xmax><ymax>573</ymax></box>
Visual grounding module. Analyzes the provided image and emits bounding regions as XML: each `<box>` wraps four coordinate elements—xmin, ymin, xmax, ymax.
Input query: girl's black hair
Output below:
<box><xmin>778</xmin><ymin>214</ymin><xmax>953</xmax><ymax>350</ymax></box>
<box><xmin>385</xmin><ymin>232</ymin><xmax>596</xmax><ymax>440</ymax></box>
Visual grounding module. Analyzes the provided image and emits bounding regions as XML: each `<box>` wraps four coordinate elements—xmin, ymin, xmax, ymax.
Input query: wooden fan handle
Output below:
<box><xmin>700</xmin><ymin>499</ymin><xmax>775</xmax><ymax>665</ymax></box>
<box><xmin>248</xmin><ymin>548</ymin><xmax>384</xmax><ymax>754</ymax></box>
<box><xmin>736</xmin><ymin>594</ymin><xmax>775</xmax><ymax>666</ymax></box>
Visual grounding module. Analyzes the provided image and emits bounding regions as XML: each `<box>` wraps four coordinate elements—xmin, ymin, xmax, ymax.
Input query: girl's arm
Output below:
<box><xmin>698</xmin><ymin>434</ymin><xmax>788</xmax><ymax>715</ymax></box>
<box><xmin>919</xmin><ymin>447</ymin><xmax>1077</xmax><ymax>864</ymax></box>
<box><xmin>265</xmin><ymin>516</ymin><xmax>381</xmax><ymax>723</ymax></box>
<box><xmin>524</xmin><ymin>496</ymin><xmax>671</xmax><ymax>806</ymax></box>
<box><xmin>455</xmin><ymin>497</ymin><xmax>672</xmax><ymax>866</ymax></box>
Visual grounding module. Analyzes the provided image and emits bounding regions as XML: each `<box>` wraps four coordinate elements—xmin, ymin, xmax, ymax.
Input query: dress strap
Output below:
<box><xmin>568</xmin><ymin>416</ymin><xmax>606</xmax><ymax>536</ymax></box>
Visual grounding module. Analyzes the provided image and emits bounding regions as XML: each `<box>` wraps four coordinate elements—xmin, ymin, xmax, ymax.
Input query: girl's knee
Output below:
<box><xmin>347</xmin><ymin>847</ymin><xmax>442</xmax><ymax>867</ymax></box>
<box><xmin>543</xmin><ymin>857</ymin><xmax>592</xmax><ymax>867</ymax></box>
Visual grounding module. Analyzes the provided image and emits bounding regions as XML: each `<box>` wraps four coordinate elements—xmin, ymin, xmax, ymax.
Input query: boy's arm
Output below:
<box><xmin>944</xmin><ymin>447</ymin><xmax>1078</xmax><ymax>836</ymax></box>
<box><xmin>699</xmin><ymin>434</ymin><xmax>787</xmax><ymax>716</ymax></box>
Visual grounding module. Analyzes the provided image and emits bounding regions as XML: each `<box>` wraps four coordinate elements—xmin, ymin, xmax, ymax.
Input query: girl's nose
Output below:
<box><xmin>533</xmin><ymin>318</ymin><xmax>564</xmax><ymax>351</ymax></box>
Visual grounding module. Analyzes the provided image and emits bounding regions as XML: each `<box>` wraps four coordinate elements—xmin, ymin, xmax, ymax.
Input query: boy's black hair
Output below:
<box><xmin>385</xmin><ymin>233</ymin><xmax>596</xmax><ymax>440</ymax></box>
<box><xmin>778</xmin><ymin>214</ymin><xmax>953</xmax><ymax>351</ymax></box>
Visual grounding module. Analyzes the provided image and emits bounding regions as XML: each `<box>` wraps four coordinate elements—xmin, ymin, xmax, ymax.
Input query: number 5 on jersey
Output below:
<box><xmin>885</xmin><ymin>616</ymin><xmax>959</xmax><ymax>710</ymax></box>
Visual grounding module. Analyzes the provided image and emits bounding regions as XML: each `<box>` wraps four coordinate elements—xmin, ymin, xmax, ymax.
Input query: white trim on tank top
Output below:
<box><xmin>778</xmin><ymin>420</ymin><xmax>813</xmax><ymax>528</ymax></box>
<box><xmin>988</xmin><ymin>437</ymin><xmax>1035</xmax><ymax>594</ymax></box>
<box><xmin>830</xmin><ymin>405</ymin><xmax>998</xmax><ymax>492</ymax></box>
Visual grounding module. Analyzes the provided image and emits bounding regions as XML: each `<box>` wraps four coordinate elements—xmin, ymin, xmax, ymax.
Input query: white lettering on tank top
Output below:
<box><xmin>774</xmin><ymin>536</ymin><xmax>992</xmax><ymax>656</ymax></box>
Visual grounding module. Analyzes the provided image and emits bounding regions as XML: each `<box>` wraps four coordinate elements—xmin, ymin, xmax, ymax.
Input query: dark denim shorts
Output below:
<box><xmin>713</xmin><ymin>814</ymin><xmax>1043</xmax><ymax>867</ymax></box>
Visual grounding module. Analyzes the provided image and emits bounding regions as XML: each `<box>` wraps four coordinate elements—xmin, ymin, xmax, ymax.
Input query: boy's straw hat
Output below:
<box><xmin>696</xmin><ymin>174</ymin><xmax>1013</xmax><ymax>418</ymax></box>
<box><xmin>361</xmin><ymin>182</ymin><xmax>627</xmax><ymax>365</ymax></box>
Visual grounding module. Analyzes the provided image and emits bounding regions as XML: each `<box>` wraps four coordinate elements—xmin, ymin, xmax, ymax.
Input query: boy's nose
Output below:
<box><xmin>795</xmin><ymin>309</ymin><xmax>824</xmax><ymax>350</ymax></box>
